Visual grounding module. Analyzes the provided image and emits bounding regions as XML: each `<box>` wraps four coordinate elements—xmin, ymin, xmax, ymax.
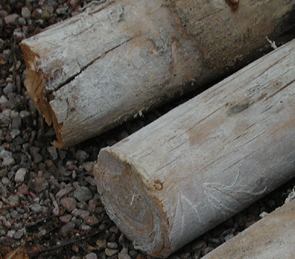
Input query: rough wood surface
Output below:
<box><xmin>202</xmin><ymin>199</ymin><xmax>295</xmax><ymax>259</ymax></box>
<box><xmin>93</xmin><ymin>39</ymin><xmax>295</xmax><ymax>257</ymax></box>
<box><xmin>20</xmin><ymin>0</ymin><xmax>295</xmax><ymax>147</ymax></box>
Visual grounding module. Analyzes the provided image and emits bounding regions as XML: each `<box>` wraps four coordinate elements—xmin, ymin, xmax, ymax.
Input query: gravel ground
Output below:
<box><xmin>0</xmin><ymin>0</ymin><xmax>295</xmax><ymax>258</ymax></box>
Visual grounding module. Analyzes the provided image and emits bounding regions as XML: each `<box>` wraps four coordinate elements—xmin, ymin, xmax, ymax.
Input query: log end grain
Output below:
<box><xmin>94</xmin><ymin>148</ymin><xmax>172</xmax><ymax>258</ymax></box>
<box><xmin>20</xmin><ymin>43</ymin><xmax>64</xmax><ymax>148</ymax></box>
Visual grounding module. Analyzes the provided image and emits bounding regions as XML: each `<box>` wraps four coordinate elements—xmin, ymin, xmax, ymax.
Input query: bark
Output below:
<box><xmin>20</xmin><ymin>0</ymin><xmax>295</xmax><ymax>147</ymax></box>
<box><xmin>93</xmin><ymin>39</ymin><xmax>295</xmax><ymax>257</ymax></box>
<box><xmin>203</xmin><ymin>199</ymin><xmax>295</xmax><ymax>259</ymax></box>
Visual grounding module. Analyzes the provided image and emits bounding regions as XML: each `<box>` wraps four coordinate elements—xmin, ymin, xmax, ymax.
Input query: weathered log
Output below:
<box><xmin>93</xmin><ymin>39</ymin><xmax>295</xmax><ymax>257</ymax></box>
<box><xmin>20</xmin><ymin>0</ymin><xmax>295</xmax><ymax>148</ymax></box>
<box><xmin>202</xmin><ymin>199</ymin><xmax>295</xmax><ymax>259</ymax></box>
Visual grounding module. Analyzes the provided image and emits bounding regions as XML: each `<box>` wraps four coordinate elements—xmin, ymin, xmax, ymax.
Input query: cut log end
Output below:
<box><xmin>20</xmin><ymin>43</ymin><xmax>64</xmax><ymax>148</ymax></box>
<box><xmin>94</xmin><ymin>148</ymin><xmax>172</xmax><ymax>257</ymax></box>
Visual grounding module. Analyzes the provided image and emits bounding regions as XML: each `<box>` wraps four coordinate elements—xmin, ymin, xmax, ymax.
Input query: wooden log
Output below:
<box><xmin>93</xmin><ymin>38</ymin><xmax>295</xmax><ymax>257</ymax></box>
<box><xmin>202</xmin><ymin>198</ymin><xmax>295</xmax><ymax>259</ymax></box>
<box><xmin>20</xmin><ymin>0</ymin><xmax>295</xmax><ymax>148</ymax></box>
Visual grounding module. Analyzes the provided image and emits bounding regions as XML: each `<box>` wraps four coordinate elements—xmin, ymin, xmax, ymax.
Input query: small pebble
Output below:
<box><xmin>56</xmin><ymin>184</ymin><xmax>75</xmax><ymax>199</ymax></box>
<box><xmin>107</xmin><ymin>242</ymin><xmax>118</xmax><ymax>249</ymax></box>
<box><xmin>129</xmin><ymin>250</ymin><xmax>138</xmax><ymax>258</ymax></box>
<box><xmin>29</xmin><ymin>203</ymin><xmax>42</xmax><ymax>213</ymax></box>
<box><xmin>85</xmin><ymin>253</ymin><xmax>97</xmax><ymax>259</ymax></box>
<box><xmin>47</xmin><ymin>146</ymin><xmax>58</xmax><ymax>160</ymax></box>
<box><xmin>60</xmin><ymin>197</ymin><xmax>77</xmax><ymax>212</ymax></box>
<box><xmin>2</xmin><ymin>177</ymin><xmax>11</xmax><ymax>186</ymax></box>
<box><xmin>84</xmin><ymin>215</ymin><xmax>99</xmax><ymax>225</ymax></box>
<box><xmin>4</xmin><ymin>14</ymin><xmax>19</xmax><ymax>25</ymax></box>
<box><xmin>7</xmin><ymin>230</ymin><xmax>16</xmax><ymax>238</ymax></box>
<box><xmin>3</xmin><ymin>83</ymin><xmax>13</xmax><ymax>95</ymax></box>
<box><xmin>0</xmin><ymin>182</ymin><xmax>7</xmax><ymax>197</ymax></box>
<box><xmin>59</xmin><ymin>214</ymin><xmax>72</xmax><ymax>223</ymax></box>
<box><xmin>118</xmin><ymin>248</ymin><xmax>131</xmax><ymax>259</ymax></box>
<box><xmin>15</xmin><ymin>168</ymin><xmax>27</xmax><ymax>183</ymax></box>
<box><xmin>8</xmin><ymin>194</ymin><xmax>19</xmax><ymax>205</ymax></box>
<box><xmin>21</xmin><ymin>7</ymin><xmax>31</xmax><ymax>19</ymax></box>
<box><xmin>33</xmin><ymin>177</ymin><xmax>49</xmax><ymax>193</ymax></box>
<box><xmin>0</xmin><ymin>38</ymin><xmax>4</xmax><ymax>51</ymax></box>
<box><xmin>0</xmin><ymin>95</ymin><xmax>8</xmax><ymax>104</ymax></box>
<box><xmin>96</xmin><ymin>239</ymin><xmax>107</xmax><ymax>250</ymax></box>
<box><xmin>73</xmin><ymin>186</ymin><xmax>93</xmax><ymax>202</ymax></box>
<box><xmin>13</xmin><ymin>229</ymin><xmax>24</xmax><ymax>239</ymax></box>
<box><xmin>105</xmin><ymin>248</ymin><xmax>119</xmax><ymax>257</ymax></box>
<box><xmin>82</xmin><ymin>161</ymin><xmax>94</xmax><ymax>172</ymax></box>
<box><xmin>11</xmin><ymin>129</ymin><xmax>20</xmax><ymax>139</ymax></box>
<box><xmin>59</xmin><ymin>222</ymin><xmax>75</xmax><ymax>237</ymax></box>
<box><xmin>71</xmin><ymin>208</ymin><xmax>90</xmax><ymax>219</ymax></box>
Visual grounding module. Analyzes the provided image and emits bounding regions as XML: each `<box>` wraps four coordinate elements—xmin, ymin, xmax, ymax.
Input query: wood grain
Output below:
<box><xmin>94</xmin><ymin>39</ymin><xmax>295</xmax><ymax>257</ymax></box>
<box><xmin>21</xmin><ymin>0</ymin><xmax>295</xmax><ymax>147</ymax></box>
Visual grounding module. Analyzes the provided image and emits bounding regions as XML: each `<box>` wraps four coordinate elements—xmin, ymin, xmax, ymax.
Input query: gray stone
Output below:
<box><xmin>80</xmin><ymin>224</ymin><xmax>91</xmax><ymax>231</ymax></box>
<box><xmin>0</xmin><ymin>150</ymin><xmax>15</xmax><ymax>166</ymax></box>
<box><xmin>59</xmin><ymin>214</ymin><xmax>72</xmax><ymax>223</ymax></box>
<box><xmin>192</xmin><ymin>240</ymin><xmax>207</xmax><ymax>251</ymax></box>
<box><xmin>3</xmin><ymin>83</ymin><xmax>13</xmax><ymax>95</ymax></box>
<box><xmin>71</xmin><ymin>208</ymin><xmax>90</xmax><ymax>219</ymax></box>
<box><xmin>82</xmin><ymin>161</ymin><xmax>94</xmax><ymax>172</ymax></box>
<box><xmin>8</xmin><ymin>194</ymin><xmax>19</xmax><ymax>206</ymax></box>
<box><xmin>76</xmin><ymin>150</ymin><xmax>89</xmax><ymax>163</ymax></box>
<box><xmin>19</xmin><ymin>110</ymin><xmax>31</xmax><ymax>118</ymax></box>
<box><xmin>0</xmin><ymin>38</ymin><xmax>5</xmax><ymax>52</ymax></box>
<box><xmin>30</xmin><ymin>147</ymin><xmax>43</xmax><ymax>163</ymax></box>
<box><xmin>77</xmin><ymin>201</ymin><xmax>88</xmax><ymax>210</ymax></box>
<box><xmin>0</xmin><ymin>149</ymin><xmax>12</xmax><ymax>160</ymax></box>
<box><xmin>11</xmin><ymin>114</ymin><xmax>22</xmax><ymax>129</ymax></box>
<box><xmin>110</xmin><ymin>226</ymin><xmax>119</xmax><ymax>234</ymax></box>
<box><xmin>60</xmin><ymin>197</ymin><xmax>77</xmax><ymax>212</ymax></box>
<box><xmin>2</xmin><ymin>157</ymin><xmax>15</xmax><ymax>166</ymax></box>
<box><xmin>2</xmin><ymin>177</ymin><xmax>10</xmax><ymax>186</ymax></box>
<box><xmin>0</xmin><ymin>38</ymin><xmax>4</xmax><ymax>52</ymax></box>
<box><xmin>56</xmin><ymin>6</ymin><xmax>68</xmax><ymax>14</ymax></box>
<box><xmin>55</xmin><ymin>184</ymin><xmax>74</xmax><ymax>199</ymax></box>
<box><xmin>29</xmin><ymin>203</ymin><xmax>42</xmax><ymax>213</ymax></box>
<box><xmin>7</xmin><ymin>230</ymin><xmax>16</xmax><ymax>238</ymax></box>
<box><xmin>4</xmin><ymin>14</ymin><xmax>19</xmax><ymax>25</ymax></box>
<box><xmin>3</xmin><ymin>49</ymin><xmax>11</xmax><ymax>60</ymax></box>
<box><xmin>73</xmin><ymin>186</ymin><xmax>93</xmax><ymax>202</ymax></box>
<box><xmin>11</xmin><ymin>129</ymin><xmax>20</xmax><ymax>139</ymax></box>
<box><xmin>107</xmin><ymin>242</ymin><xmax>118</xmax><ymax>249</ymax></box>
<box><xmin>13</xmin><ymin>229</ymin><xmax>24</xmax><ymax>239</ymax></box>
<box><xmin>59</xmin><ymin>222</ymin><xmax>75</xmax><ymax>237</ymax></box>
<box><xmin>15</xmin><ymin>168</ymin><xmax>27</xmax><ymax>183</ymax></box>
<box><xmin>84</xmin><ymin>216</ymin><xmax>99</xmax><ymax>225</ymax></box>
<box><xmin>96</xmin><ymin>239</ymin><xmax>107</xmax><ymax>250</ymax></box>
<box><xmin>0</xmin><ymin>182</ymin><xmax>7</xmax><ymax>197</ymax></box>
<box><xmin>105</xmin><ymin>248</ymin><xmax>119</xmax><ymax>257</ymax></box>
<box><xmin>21</xmin><ymin>7</ymin><xmax>31</xmax><ymax>18</ymax></box>
<box><xmin>118</xmin><ymin>248</ymin><xmax>131</xmax><ymax>259</ymax></box>
<box><xmin>47</xmin><ymin>146</ymin><xmax>58</xmax><ymax>160</ymax></box>
<box><xmin>33</xmin><ymin>177</ymin><xmax>49</xmax><ymax>193</ymax></box>
<box><xmin>85</xmin><ymin>253</ymin><xmax>97</xmax><ymax>259</ymax></box>
<box><xmin>0</xmin><ymin>95</ymin><xmax>8</xmax><ymax>104</ymax></box>
<box><xmin>13</xmin><ymin>136</ymin><xmax>24</xmax><ymax>145</ymax></box>
<box><xmin>128</xmin><ymin>250</ymin><xmax>138</xmax><ymax>258</ymax></box>
<box><xmin>13</xmin><ymin>27</ymin><xmax>25</xmax><ymax>38</ymax></box>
